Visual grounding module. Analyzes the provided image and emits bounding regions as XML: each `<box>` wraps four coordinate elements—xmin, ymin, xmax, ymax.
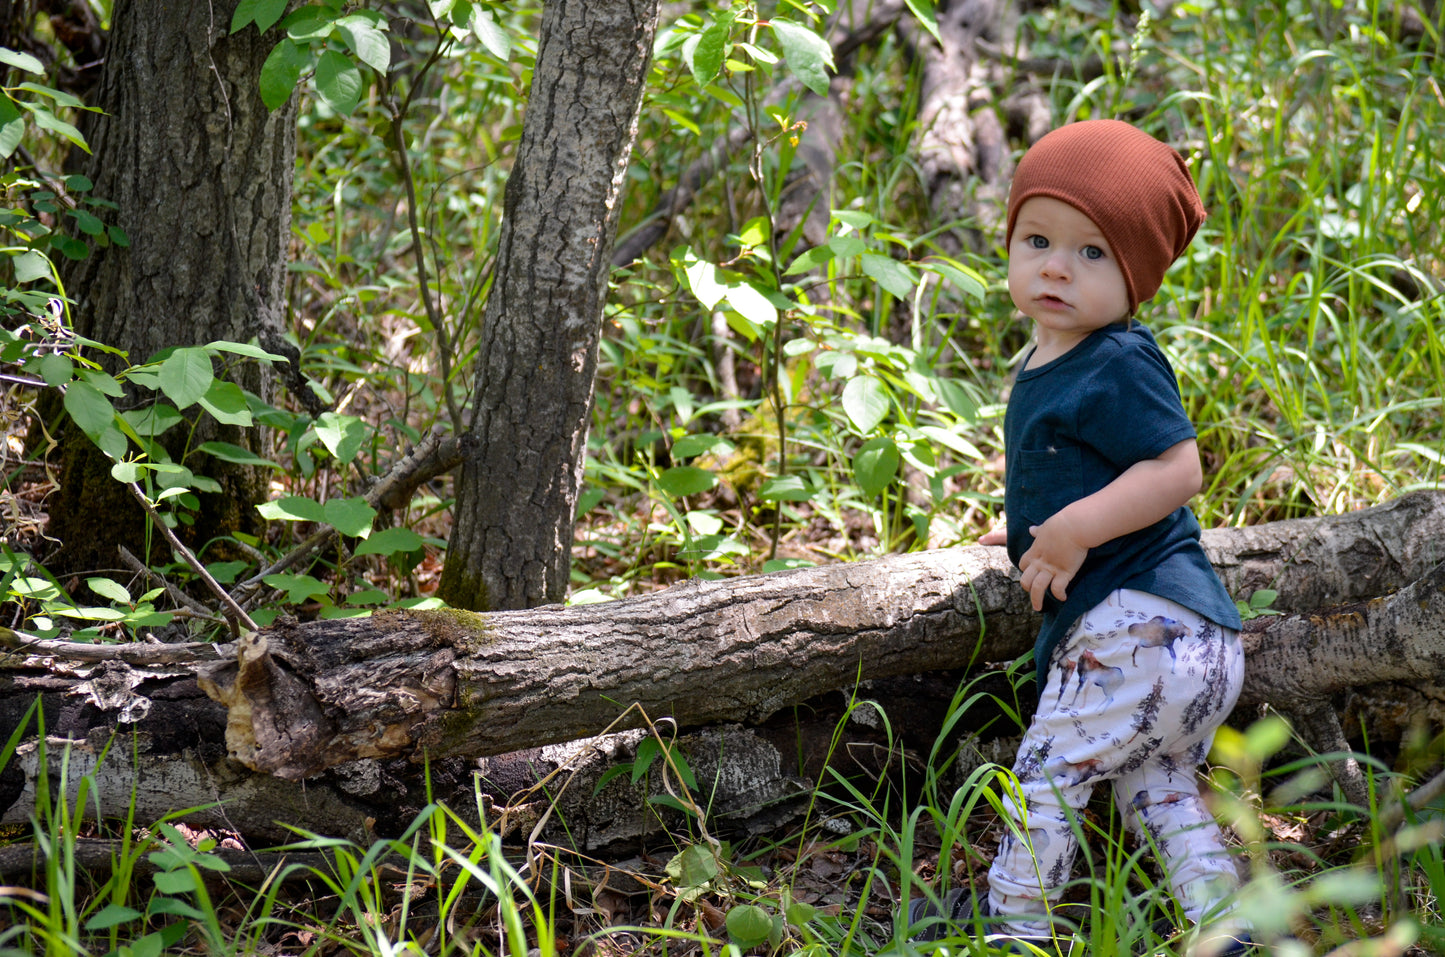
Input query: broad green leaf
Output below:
<box><xmin>861</xmin><ymin>253</ymin><xmax>915</xmax><ymax>299</ymax></box>
<box><xmin>11</xmin><ymin>249</ymin><xmax>49</xmax><ymax>283</ymax></box>
<box><xmin>257</xmin><ymin>495</ymin><xmax>327</xmax><ymax>523</ymax></box>
<box><xmin>918</xmin><ymin>425</ymin><xmax>983</xmax><ymax>460</ymax></box>
<box><xmin>922</xmin><ymin>259</ymin><xmax>987</xmax><ymax>301</ymax></box>
<box><xmin>657</xmin><ymin>466</ymin><xmax>717</xmax><ymax>497</ymax></box>
<box><xmin>62</xmin><ymin>379</ymin><xmax>114</xmax><ymax>436</ymax></box>
<box><xmin>231</xmin><ymin>0</ymin><xmax>289</xmax><ymax>33</ymax></box>
<box><xmin>84</xmin><ymin>903</ymin><xmax>144</xmax><ymax>931</ymax></box>
<box><xmin>315</xmin><ymin>49</ymin><xmax>363</xmax><ymax>115</ymax></box>
<box><xmin>284</xmin><ymin>6</ymin><xmax>338</xmax><ymax>41</ymax></box>
<box><xmin>94</xmin><ymin>424</ymin><xmax>128</xmax><ymax>460</ymax></box>
<box><xmin>758</xmin><ymin>474</ymin><xmax>816</xmax><ymax>502</ymax></box>
<box><xmin>902</xmin><ymin>0</ymin><xmax>942</xmax><ymax>41</ymax></box>
<box><xmin>314</xmin><ymin>411</ymin><xmax>366</xmax><ymax>464</ymax></box>
<box><xmin>27</xmin><ymin>106</ymin><xmax>89</xmax><ymax>153</ymax></box>
<box><xmin>828</xmin><ymin>233</ymin><xmax>867</xmax><ymax>257</ymax></box>
<box><xmin>725</xmin><ymin>282</ymin><xmax>777</xmax><ymax>327</ymax></box>
<box><xmin>933</xmin><ymin>376</ymin><xmax>978</xmax><ymax>421</ymax></box>
<box><xmin>110</xmin><ymin>461</ymin><xmax>145</xmax><ymax>483</ymax></box>
<box><xmin>666</xmin><ymin>844</ymin><xmax>719</xmax><ymax>891</ymax></box>
<box><xmin>194</xmin><ymin>441</ymin><xmax>280</xmax><ymax>469</ymax></box>
<box><xmin>79</xmin><ymin>369</ymin><xmax>124</xmax><ymax>396</ymax></box>
<box><xmin>16</xmin><ymin>81</ymin><xmax>86</xmax><ymax>110</ymax></box>
<box><xmin>784</xmin><ymin>244</ymin><xmax>835</xmax><ymax>276</ymax></box>
<box><xmin>690</xmin><ymin>13</ymin><xmax>733</xmax><ymax>85</ymax></box>
<box><xmin>36</xmin><ymin>352</ymin><xmax>72</xmax><ymax>386</ymax></box>
<box><xmin>259</xmin><ymin>38</ymin><xmax>308</xmax><ymax>111</ymax></box>
<box><xmin>203</xmin><ymin>339</ymin><xmax>286</xmax><ymax>361</ymax></box>
<box><xmin>323</xmin><ymin>496</ymin><xmax>376</xmax><ymax>537</ymax></box>
<box><xmin>0</xmin><ymin>95</ymin><xmax>24</xmax><ymax>158</ymax></box>
<box><xmin>853</xmin><ymin>435</ymin><xmax>900</xmax><ymax>497</ymax></box>
<box><xmin>725</xmin><ymin>903</ymin><xmax>774</xmax><ymax>948</ymax></box>
<box><xmin>770</xmin><ymin>19</ymin><xmax>834</xmax><ymax>95</ymax></box>
<box><xmin>467</xmin><ymin>6</ymin><xmax>510</xmax><ymax>60</ymax></box>
<box><xmin>683</xmin><ymin>255</ymin><xmax>727</xmax><ymax>311</ymax></box>
<box><xmin>262</xmin><ymin>572</ymin><xmax>331</xmax><ymax>604</ymax></box>
<box><xmin>121</xmin><ymin>403</ymin><xmax>182</xmax><ymax>438</ymax></box>
<box><xmin>196</xmin><ymin>378</ymin><xmax>253</xmax><ymax>426</ymax></box>
<box><xmin>354</xmin><ymin>527</ymin><xmax>425</xmax><ymax>557</ymax></box>
<box><xmin>157</xmin><ymin>347</ymin><xmax>213</xmax><ymax>409</ymax></box>
<box><xmin>87</xmin><ymin>577</ymin><xmax>131</xmax><ymax>604</ymax></box>
<box><xmin>672</xmin><ymin>433</ymin><xmax>733</xmax><ymax>460</ymax></box>
<box><xmin>785</xmin><ymin>901</ymin><xmax>818</xmax><ymax>926</ymax></box>
<box><xmin>428</xmin><ymin>0</ymin><xmax>459</xmax><ymax>17</ymax></box>
<box><xmin>842</xmin><ymin>375</ymin><xmax>890</xmax><ymax>434</ymax></box>
<box><xmin>336</xmin><ymin>16</ymin><xmax>391</xmax><ymax>73</ymax></box>
<box><xmin>0</xmin><ymin>47</ymin><xmax>44</xmax><ymax>74</ymax></box>
<box><xmin>69</xmin><ymin>208</ymin><xmax>104</xmax><ymax>236</ymax></box>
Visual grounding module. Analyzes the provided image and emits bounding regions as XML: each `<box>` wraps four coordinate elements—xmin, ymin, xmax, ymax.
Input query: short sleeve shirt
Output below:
<box><xmin>1002</xmin><ymin>322</ymin><xmax>1242</xmax><ymax>697</ymax></box>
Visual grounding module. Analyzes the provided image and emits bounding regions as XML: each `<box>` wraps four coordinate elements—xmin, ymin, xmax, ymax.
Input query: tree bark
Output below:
<box><xmin>42</xmin><ymin>0</ymin><xmax>295</xmax><ymax>574</ymax></box>
<box><xmin>438</xmin><ymin>0</ymin><xmax>659</xmax><ymax>612</ymax></box>
<box><xmin>4</xmin><ymin>493</ymin><xmax>1443</xmax><ymax>840</ymax></box>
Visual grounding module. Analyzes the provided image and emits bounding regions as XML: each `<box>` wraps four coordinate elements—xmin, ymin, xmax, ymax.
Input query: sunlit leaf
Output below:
<box><xmin>354</xmin><ymin>527</ymin><xmax>425</xmax><ymax>557</ymax></box>
<box><xmin>861</xmin><ymin>252</ymin><xmax>915</xmax><ymax>299</ymax></box>
<box><xmin>657</xmin><ymin>466</ymin><xmax>717</xmax><ymax>497</ymax></box>
<box><xmin>257</xmin><ymin>495</ymin><xmax>327</xmax><ymax>524</ymax></box>
<box><xmin>231</xmin><ymin>0</ymin><xmax>289</xmax><ymax>33</ymax></box>
<box><xmin>315</xmin><ymin>49</ymin><xmax>363</xmax><ymax>115</ymax></box>
<box><xmin>323</xmin><ymin>496</ymin><xmax>376</xmax><ymax>537</ymax></box>
<box><xmin>157</xmin><ymin>347</ymin><xmax>213</xmax><ymax>410</ymax></box>
<box><xmin>314</xmin><ymin>411</ymin><xmax>366</xmax><ymax>464</ymax></box>
<box><xmin>62</xmin><ymin>379</ymin><xmax>114</xmax><ymax>436</ymax></box>
<box><xmin>335</xmin><ymin>16</ymin><xmax>391</xmax><ymax>73</ymax></box>
<box><xmin>853</xmin><ymin>435</ymin><xmax>900</xmax><ymax>497</ymax></box>
<box><xmin>197</xmin><ymin>378</ymin><xmax>253</xmax><ymax>426</ymax></box>
<box><xmin>842</xmin><ymin>375</ymin><xmax>890</xmax><ymax>434</ymax></box>
<box><xmin>770</xmin><ymin>18</ymin><xmax>834</xmax><ymax>95</ymax></box>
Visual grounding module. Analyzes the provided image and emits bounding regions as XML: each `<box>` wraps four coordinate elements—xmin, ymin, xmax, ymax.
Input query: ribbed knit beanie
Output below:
<box><xmin>1005</xmin><ymin>119</ymin><xmax>1205</xmax><ymax>313</ymax></box>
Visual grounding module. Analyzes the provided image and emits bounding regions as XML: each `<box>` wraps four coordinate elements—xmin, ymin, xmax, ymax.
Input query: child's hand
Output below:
<box><xmin>1017</xmin><ymin>514</ymin><xmax>1089</xmax><ymax>612</ymax></box>
<box><xmin>978</xmin><ymin>527</ymin><xmax>1007</xmax><ymax>546</ymax></box>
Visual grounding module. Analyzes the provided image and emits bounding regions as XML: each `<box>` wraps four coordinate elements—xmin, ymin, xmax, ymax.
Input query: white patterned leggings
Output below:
<box><xmin>986</xmin><ymin>589</ymin><xmax>1245</xmax><ymax>936</ymax></box>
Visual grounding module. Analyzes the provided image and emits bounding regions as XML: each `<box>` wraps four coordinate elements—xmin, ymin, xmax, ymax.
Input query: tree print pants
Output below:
<box><xmin>986</xmin><ymin>589</ymin><xmax>1245</xmax><ymax>936</ymax></box>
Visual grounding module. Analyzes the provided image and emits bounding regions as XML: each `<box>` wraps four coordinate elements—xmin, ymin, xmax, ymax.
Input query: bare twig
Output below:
<box><xmin>118</xmin><ymin>545</ymin><xmax>216</xmax><ymax>620</ymax></box>
<box><xmin>125</xmin><ymin>482</ymin><xmax>257</xmax><ymax>637</ymax></box>
<box><xmin>0</xmin><ymin>626</ymin><xmax>232</xmax><ymax>664</ymax></box>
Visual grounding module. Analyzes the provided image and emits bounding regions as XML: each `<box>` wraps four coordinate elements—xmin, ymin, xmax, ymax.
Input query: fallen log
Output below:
<box><xmin>2</xmin><ymin>491</ymin><xmax>1444</xmax><ymax>849</ymax></box>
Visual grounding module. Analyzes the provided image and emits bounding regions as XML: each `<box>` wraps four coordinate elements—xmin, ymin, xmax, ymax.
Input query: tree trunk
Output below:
<box><xmin>438</xmin><ymin>0</ymin><xmax>659</xmax><ymax>612</ymax></box>
<box><xmin>5</xmin><ymin>492</ymin><xmax>1444</xmax><ymax>850</ymax></box>
<box><xmin>42</xmin><ymin>0</ymin><xmax>295</xmax><ymax>574</ymax></box>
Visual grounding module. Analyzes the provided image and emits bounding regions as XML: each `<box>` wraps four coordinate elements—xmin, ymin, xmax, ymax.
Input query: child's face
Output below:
<box><xmin>1007</xmin><ymin>196</ymin><xmax>1130</xmax><ymax>352</ymax></box>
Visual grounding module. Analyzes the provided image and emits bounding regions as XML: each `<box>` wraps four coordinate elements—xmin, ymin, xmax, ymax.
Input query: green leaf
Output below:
<box><xmin>725</xmin><ymin>903</ymin><xmax>774</xmax><ymax>948</ymax></box>
<box><xmin>785</xmin><ymin>901</ymin><xmax>818</xmax><ymax>926</ymax></box>
<box><xmin>853</xmin><ymin>435</ymin><xmax>900</xmax><ymax>497</ymax></box>
<box><xmin>262</xmin><ymin>572</ymin><xmax>331</xmax><ymax>604</ymax></box>
<box><xmin>11</xmin><ymin>249</ymin><xmax>50</xmax><ymax>283</ymax></box>
<box><xmin>770</xmin><ymin>19</ymin><xmax>834</xmax><ymax>96</ymax></box>
<box><xmin>232</xmin><ymin>0</ymin><xmax>290</xmax><ymax>33</ymax></box>
<box><xmin>203</xmin><ymin>339</ymin><xmax>287</xmax><ymax>362</ymax></box>
<box><xmin>725</xmin><ymin>282</ymin><xmax>777</xmax><ymax>327</ymax></box>
<box><xmin>758</xmin><ymin>474</ymin><xmax>816</xmax><ymax>502</ymax></box>
<box><xmin>0</xmin><ymin>47</ymin><xmax>44</xmax><ymax>74</ymax></box>
<box><xmin>36</xmin><ymin>352</ymin><xmax>72</xmax><ymax>386</ymax></box>
<box><xmin>284</xmin><ymin>5</ymin><xmax>338</xmax><ymax>41</ymax></box>
<box><xmin>315</xmin><ymin>49</ymin><xmax>363</xmax><ymax>115</ymax></box>
<box><xmin>690</xmin><ymin>13</ymin><xmax>733</xmax><ymax>85</ymax></box>
<box><xmin>17</xmin><ymin>82</ymin><xmax>86</xmax><ymax>110</ymax></box>
<box><xmin>158</xmin><ymin>347</ymin><xmax>213</xmax><ymax>410</ymax></box>
<box><xmin>933</xmin><ymin>376</ymin><xmax>978</xmax><ymax>421</ymax></box>
<box><xmin>83</xmin><ymin>903</ymin><xmax>144</xmax><ymax>930</ymax></box>
<box><xmin>196</xmin><ymin>378</ymin><xmax>253</xmax><ymax>426</ymax></box>
<box><xmin>121</xmin><ymin>403</ymin><xmax>183</xmax><ymax>438</ymax></box>
<box><xmin>110</xmin><ymin>460</ymin><xmax>144</xmax><ymax>483</ymax></box>
<box><xmin>69</xmin><ymin>208</ymin><xmax>104</xmax><ymax>236</ymax></box>
<box><xmin>87</xmin><ymin>577</ymin><xmax>131</xmax><ymax>604</ymax></box>
<box><xmin>257</xmin><ymin>495</ymin><xmax>327</xmax><ymax>523</ymax></box>
<box><xmin>902</xmin><ymin>0</ymin><xmax>942</xmax><ymax>41</ymax></box>
<box><xmin>323</xmin><ymin>496</ymin><xmax>376</xmax><ymax>537</ymax></box>
<box><xmin>195</xmin><ymin>441</ymin><xmax>280</xmax><ymax>469</ymax></box>
<box><xmin>466</xmin><ymin>6</ymin><xmax>510</xmax><ymax>60</ymax></box>
<box><xmin>314</xmin><ymin>411</ymin><xmax>366</xmax><ymax>464</ymax></box>
<box><xmin>657</xmin><ymin>466</ymin><xmax>717</xmax><ymax>497</ymax></box>
<box><xmin>354</xmin><ymin>527</ymin><xmax>424</xmax><ymax>557</ymax></box>
<box><xmin>922</xmin><ymin>259</ymin><xmax>987</xmax><ymax>301</ymax></box>
<box><xmin>861</xmin><ymin>253</ymin><xmax>915</xmax><ymax>300</ymax></box>
<box><xmin>151</xmin><ymin>868</ymin><xmax>197</xmax><ymax>895</ymax></box>
<box><xmin>27</xmin><ymin>106</ymin><xmax>89</xmax><ymax>154</ymax></box>
<box><xmin>784</xmin><ymin>244</ymin><xmax>835</xmax><ymax>275</ymax></box>
<box><xmin>0</xmin><ymin>95</ymin><xmax>24</xmax><ymax>158</ymax></box>
<box><xmin>336</xmin><ymin>16</ymin><xmax>391</xmax><ymax>73</ymax></box>
<box><xmin>62</xmin><ymin>379</ymin><xmax>115</xmax><ymax>436</ymax></box>
<box><xmin>79</xmin><ymin>369</ymin><xmax>124</xmax><ymax>396</ymax></box>
<box><xmin>683</xmin><ymin>254</ymin><xmax>727</xmax><ymax>311</ymax></box>
<box><xmin>259</xmin><ymin>38</ymin><xmax>308</xmax><ymax>111</ymax></box>
<box><xmin>841</xmin><ymin>375</ymin><xmax>890</xmax><ymax>434</ymax></box>
<box><xmin>672</xmin><ymin>433</ymin><xmax>733</xmax><ymax>460</ymax></box>
<box><xmin>665</xmin><ymin>844</ymin><xmax>720</xmax><ymax>892</ymax></box>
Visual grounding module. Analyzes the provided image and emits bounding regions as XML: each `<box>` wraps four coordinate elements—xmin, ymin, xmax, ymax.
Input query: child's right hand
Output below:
<box><xmin>978</xmin><ymin>527</ymin><xmax>1007</xmax><ymax>546</ymax></box>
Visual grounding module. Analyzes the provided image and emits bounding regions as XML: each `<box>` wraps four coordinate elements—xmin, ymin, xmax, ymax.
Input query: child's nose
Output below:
<box><xmin>1040</xmin><ymin>250</ymin><xmax>1070</xmax><ymax>278</ymax></box>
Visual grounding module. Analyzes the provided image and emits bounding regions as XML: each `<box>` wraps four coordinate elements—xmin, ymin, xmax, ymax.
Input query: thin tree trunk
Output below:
<box><xmin>43</xmin><ymin>0</ymin><xmax>295</xmax><ymax>574</ymax></box>
<box><xmin>438</xmin><ymin>0</ymin><xmax>659</xmax><ymax>611</ymax></box>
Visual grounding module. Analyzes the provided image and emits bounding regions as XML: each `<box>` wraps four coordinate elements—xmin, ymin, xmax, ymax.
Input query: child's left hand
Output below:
<box><xmin>1018</xmin><ymin>514</ymin><xmax>1089</xmax><ymax>611</ymax></box>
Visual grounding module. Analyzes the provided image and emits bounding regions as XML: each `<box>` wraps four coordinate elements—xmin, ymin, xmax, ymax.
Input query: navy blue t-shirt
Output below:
<box><xmin>1002</xmin><ymin>322</ymin><xmax>1242</xmax><ymax>699</ymax></box>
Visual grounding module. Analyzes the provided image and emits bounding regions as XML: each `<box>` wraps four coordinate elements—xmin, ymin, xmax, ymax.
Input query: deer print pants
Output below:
<box><xmin>986</xmin><ymin>589</ymin><xmax>1245</xmax><ymax>937</ymax></box>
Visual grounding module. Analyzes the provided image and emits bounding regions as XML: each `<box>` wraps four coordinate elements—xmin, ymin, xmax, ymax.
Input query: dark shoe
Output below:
<box><xmin>906</xmin><ymin>887</ymin><xmax>976</xmax><ymax>941</ymax></box>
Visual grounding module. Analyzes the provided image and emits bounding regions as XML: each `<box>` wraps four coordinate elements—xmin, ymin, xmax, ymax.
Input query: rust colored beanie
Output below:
<box><xmin>1005</xmin><ymin>119</ymin><xmax>1205</xmax><ymax>313</ymax></box>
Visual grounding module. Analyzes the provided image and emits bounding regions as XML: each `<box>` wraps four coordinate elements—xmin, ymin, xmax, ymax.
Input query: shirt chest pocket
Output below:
<box><xmin>1015</xmin><ymin>445</ymin><xmax>1083</xmax><ymax>527</ymax></box>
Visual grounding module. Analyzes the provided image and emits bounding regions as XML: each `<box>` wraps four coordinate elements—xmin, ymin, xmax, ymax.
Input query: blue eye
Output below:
<box><xmin>1083</xmin><ymin>245</ymin><xmax>1105</xmax><ymax>260</ymax></box>
<box><xmin>1029</xmin><ymin>235</ymin><xmax>1048</xmax><ymax>249</ymax></box>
